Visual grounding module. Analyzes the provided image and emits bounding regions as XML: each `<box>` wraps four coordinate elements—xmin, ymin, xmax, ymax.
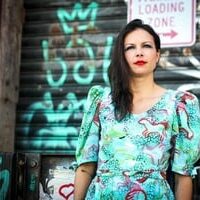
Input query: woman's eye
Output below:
<box><xmin>124</xmin><ymin>46</ymin><xmax>135</xmax><ymax>51</ymax></box>
<box><xmin>143</xmin><ymin>44</ymin><xmax>152</xmax><ymax>48</ymax></box>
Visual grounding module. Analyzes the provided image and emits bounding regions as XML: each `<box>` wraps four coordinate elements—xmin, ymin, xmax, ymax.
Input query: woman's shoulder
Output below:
<box><xmin>85</xmin><ymin>85</ymin><xmax>111</xmax><ymax>111</ymax></box>
<box><xmin>87</xmin><ymin>85</ymin><xmax>111</xmax><ymax>98</ymax></box>
<box><xmin>165</xmin><ymin>89</ymin><xmax>199</xmax><ymax>109</ymax></box>
<box><xmin>173</xmin><ymin>89</ymin><xmax>198</xmax><ymax>103</ymax></box>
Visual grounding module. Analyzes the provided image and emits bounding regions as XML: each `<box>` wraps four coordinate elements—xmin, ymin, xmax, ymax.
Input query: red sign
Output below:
<box><xmin>127</xmin><ymin>0</ymin><xmax>196</xmax><ymax>48</ymax></box>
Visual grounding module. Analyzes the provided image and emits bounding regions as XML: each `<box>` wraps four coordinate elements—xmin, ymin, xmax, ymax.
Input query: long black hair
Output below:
<box><xmin>108</xmin><ymin>19</ymin><xmax>161</xmax><ymax>121</ymax></box>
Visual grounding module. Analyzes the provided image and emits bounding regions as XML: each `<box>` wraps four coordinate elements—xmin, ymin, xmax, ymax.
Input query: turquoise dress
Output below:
<box><xmin>76</xmin><ymin>85</ymin><xmax>200</xmax><ymax>200</ymax></box>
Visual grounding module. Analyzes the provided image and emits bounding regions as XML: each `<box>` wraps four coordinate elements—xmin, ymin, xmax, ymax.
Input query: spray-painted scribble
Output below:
<box><xmin>0</xmin><ymin>156</ymin><xmax>10</xmax><ymax>200</ymax></box>
<box><xmin>19</xmin><ymin>1</ymin><xmax>113</xmax><ymax>152</ymax></box>
<box><xmin>57</xmin><ymin>2</ymin><xmax>98</xmax><ymax>35</ymax></box>
<box><xmin>40</xmin><ymin>159</ymin><xmax>75</xmax><ymax>200</ymax></box>
<box><xmin>21</xmin><ymin>91</ymin><xmax>86</xmax><ymax>137</ymax></box>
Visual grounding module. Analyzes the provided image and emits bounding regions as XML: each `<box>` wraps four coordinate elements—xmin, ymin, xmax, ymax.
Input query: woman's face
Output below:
<box><xmin>124</xmin><ymin>28</ymin><xmax>160</xmax><ymax>77</ymax></box>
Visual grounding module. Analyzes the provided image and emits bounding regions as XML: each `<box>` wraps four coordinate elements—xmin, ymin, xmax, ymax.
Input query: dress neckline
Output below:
<box><xmin>130</xmin><ymin>89</ymin><xmax>171</xmax><ymax>116</ymax></box>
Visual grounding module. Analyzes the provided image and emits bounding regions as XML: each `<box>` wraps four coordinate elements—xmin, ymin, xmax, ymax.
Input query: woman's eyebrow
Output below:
<box><xmin>125</xmin><ymin>41</ymin><xmax>153</xmax><ymax>44</ymax></box>
<box><xmin>124</xmin><ymin>43</ymin><xmax>135</xmax><ymax>46</ymax></box>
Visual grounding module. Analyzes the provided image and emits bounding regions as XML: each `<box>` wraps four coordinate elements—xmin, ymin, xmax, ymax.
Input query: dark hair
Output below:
<box><xmin>108</xmin><ymin>19</ymin><xmax>161</xmax><ymax>121</ymax></box>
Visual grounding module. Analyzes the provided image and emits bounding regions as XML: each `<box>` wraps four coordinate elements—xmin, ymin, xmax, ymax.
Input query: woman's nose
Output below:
<box><xmin>136</xmin><ymin>48</ymin><xmax>143</xmax><ymax>57</ymax></box>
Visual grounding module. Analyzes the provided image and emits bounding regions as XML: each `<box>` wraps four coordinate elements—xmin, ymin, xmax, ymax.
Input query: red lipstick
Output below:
<box><xmin>134</xmin><ymin>60</ymin><xmax>147</xmax><ymax>66</ymax></box>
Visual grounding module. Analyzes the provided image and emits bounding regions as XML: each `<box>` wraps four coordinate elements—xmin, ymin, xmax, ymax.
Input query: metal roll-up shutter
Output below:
<box><xmin>15</xmin><ymin>0</ymin><xmax>200</xmax><ymax>199</ymax></box>
<box><xmin>16</xmin><ymin>0</ymin><xmax>200</xmax><ymax>153</ymax></box>
<box><xmin>15</xmin><ymin>0</ymin><xmax>127</xmax><ymax>154</ymax></box>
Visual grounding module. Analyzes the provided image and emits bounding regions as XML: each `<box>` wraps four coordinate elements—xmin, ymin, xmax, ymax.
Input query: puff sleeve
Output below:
<box><xmin>75</xmin><ymin>85</ymin><xmax>104</xmax><ymax>166</ymax></box>
<box><xmin>171</xmin><ymin>91</ymin><xmax>200</xmax><ymax>176</ymax></box>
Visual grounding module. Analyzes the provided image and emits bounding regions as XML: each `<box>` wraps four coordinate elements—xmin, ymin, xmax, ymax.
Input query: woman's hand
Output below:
<box><xmin>74</xmin><ymin>162</ymin><xmax>97</xmax><ymax>200</ymax></box>
<box><xmin>175</xmin><ymin>173</ymin><xmax>193</xmax><ymax>200</ymax></box>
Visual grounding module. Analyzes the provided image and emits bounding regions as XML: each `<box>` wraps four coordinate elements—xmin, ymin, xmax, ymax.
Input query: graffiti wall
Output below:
<box><xmin>0</xmin><ymin>153</ymin><xmax>76</xmax><ymax>200</ymax></box>
<box><xmin>40</xmin><ymin>155</ymin><xmax>75</xmax><ymax>200</ymax></box>
<box><xmin>16</xmin><ymin>0</ymin><xmax>126</xmax><ymax>153</ymax></box>
<box><xmin>16</xmin><ymin>0</ymin><xmax>200</xmax><ymax>154</ymax></box>
<box><xmin>13</xmin><ymin>0</ymin><xmax>200</xmax><ymax>199</ymax></box>
<box><xmin>0</xmin><ymin>153</ymin><xmax>15</xmax><ymax>200</ymax></box>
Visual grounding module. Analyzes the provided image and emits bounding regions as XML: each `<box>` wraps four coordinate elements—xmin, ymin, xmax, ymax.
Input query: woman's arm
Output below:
<box><xmin>175</xmin><ymin>174</ymin><xmax>193</xmax><ymax>200</ymax></box>
<box><xmin>74</xmin><ymin>162</ymin><xmax>97</xmax><ymax>200</ymax></box>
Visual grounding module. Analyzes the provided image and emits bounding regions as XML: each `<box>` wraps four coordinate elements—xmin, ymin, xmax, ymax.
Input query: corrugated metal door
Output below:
<box><xmin>16</xmin><ymin>0</ymin><xmax>128</xmax><ymax>154</ymax></box>
<box><xmin>14</xmin><ymin>0</ymin><xmax>200</xmax><ymax>199</ymax></box>
<box><xmin>16</xmin><ymin>0</ymin><xmax>200</xmax><ymax>154</ymax></box>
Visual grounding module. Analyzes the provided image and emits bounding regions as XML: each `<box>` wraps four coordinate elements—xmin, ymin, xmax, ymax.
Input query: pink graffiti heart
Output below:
<box><xmin>59</xmin><ymin>183</ymin><xmax>74</xmax><ymax>200</ymax></box>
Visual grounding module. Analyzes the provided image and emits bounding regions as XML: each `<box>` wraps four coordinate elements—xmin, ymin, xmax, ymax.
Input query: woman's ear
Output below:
<box><xmin>156</xmin><ymin>51</ymin><xmax>160</xmax><ymax>63</ymax></box>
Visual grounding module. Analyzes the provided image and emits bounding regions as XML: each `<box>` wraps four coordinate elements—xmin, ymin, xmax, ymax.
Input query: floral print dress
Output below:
<box><xmin>76</xmin><ymin>85</ymin><xmax>200</xmax><ymax>200</ymax></box>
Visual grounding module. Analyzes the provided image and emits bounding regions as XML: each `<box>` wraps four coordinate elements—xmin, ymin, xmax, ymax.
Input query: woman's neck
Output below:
<box><xmin>130</xmin><ymin>76</ymin><xmax>157</xmax><ymax>99</ymax></box>
<box><xmin>130</xmin><ymin>77</ymin><xmax>166</xmax><ymax>114</ymax></box>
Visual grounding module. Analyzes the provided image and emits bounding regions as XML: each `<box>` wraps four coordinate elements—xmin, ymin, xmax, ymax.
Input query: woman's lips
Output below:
<box><xmin>134</xmin><ymin>60</ymin><xmax>147</xmax><ymax>66</ymax></box>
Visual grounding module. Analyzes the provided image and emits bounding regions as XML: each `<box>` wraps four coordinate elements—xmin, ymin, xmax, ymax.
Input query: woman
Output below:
<box><xmin>74</xmin><ymin>19</ymin><xmax>200</xmax><ymax>199</ymax></box>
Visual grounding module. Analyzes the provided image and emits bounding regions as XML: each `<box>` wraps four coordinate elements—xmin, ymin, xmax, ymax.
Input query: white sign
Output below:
<box><xmin>127</xmin><ymin>0</ymin><xmax>196</xmax><ymax>48</ymax></box>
